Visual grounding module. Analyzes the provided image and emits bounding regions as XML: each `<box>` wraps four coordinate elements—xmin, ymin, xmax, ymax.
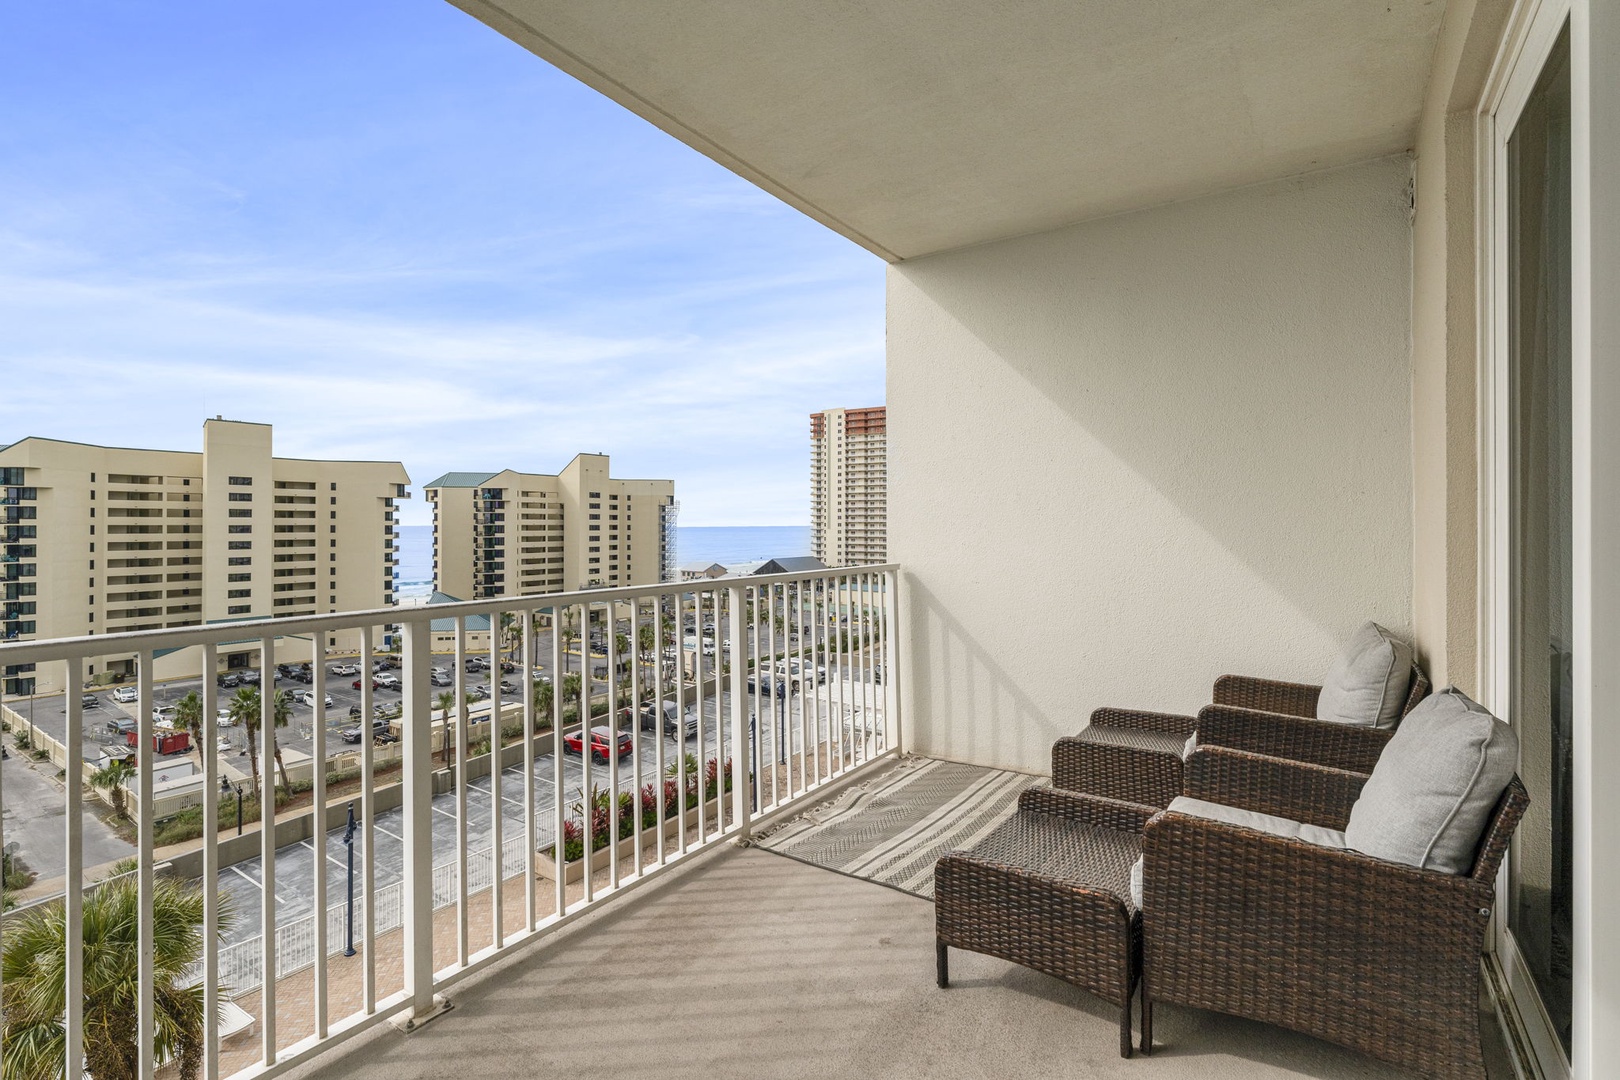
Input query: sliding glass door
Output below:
<box><xmin>1504</xmin><ymin>18</ymin><xmax>1572</xmax><ymax>1064</ymax></box>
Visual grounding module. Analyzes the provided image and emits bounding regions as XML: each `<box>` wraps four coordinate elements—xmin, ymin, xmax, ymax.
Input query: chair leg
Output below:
<box><xmin>936</xmin><ymin>940</ymin><xmax>949</xmax><ymax>988</ymax></box>
<box><xmin>1140</xmin><ymin>993</ymin><xmax>1153</xmax><ymax>1055</ymax></box>
<box><xmin>1119</xmin><ymin>999</ymin><xmax>1133</xmax><ymax>1058</ymax></box>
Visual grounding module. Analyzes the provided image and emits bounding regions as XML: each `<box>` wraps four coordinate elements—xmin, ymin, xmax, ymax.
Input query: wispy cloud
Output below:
<box><xmin>0</xmin><ymin>0</ymin><xmax>885</xmax><ymax>527</ymax></box>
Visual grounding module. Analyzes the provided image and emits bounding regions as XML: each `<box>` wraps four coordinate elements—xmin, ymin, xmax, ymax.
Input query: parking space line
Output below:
<box><xmin>372</xmin><ymin>822</ymin><xmax>403</xmax><ymax>842</ymax></box>
<box><xmin>228</xmin><ymin>864</ymin><xmax>288</xmax><ymax>905</ymax></box>
<box><xmin>431</xmin><ymin>804</ymin><xmax>458</xmax><ymax>820</ymax></box>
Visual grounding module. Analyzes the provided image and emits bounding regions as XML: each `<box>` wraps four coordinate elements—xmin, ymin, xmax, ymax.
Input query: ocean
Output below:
<box><xmin>392</xmin><ymin>523</ymin><xmax>811</xmax><ymax>599</ymax></box>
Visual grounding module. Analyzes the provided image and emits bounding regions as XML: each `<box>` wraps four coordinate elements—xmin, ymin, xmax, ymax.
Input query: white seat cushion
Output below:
<box><xmin>1315</xmin><ymin>621</ymin><xmax>1414</xmax><ymax>728</ymax></box>
<box><xmin>1132</xmin><ymin>797</ymin><xmax>1347</xmax><ymax>907</ymax></box>
<box><xmin>1344</xmin><ymin>687</ymin><xmax>1518</xmax><ymax>874</ymax></box>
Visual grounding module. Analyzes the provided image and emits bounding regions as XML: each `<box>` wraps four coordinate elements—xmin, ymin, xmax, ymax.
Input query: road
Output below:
<box><xmin>1</xmin><ymin>747</ymin><xmax>136</xmax><ymax>883</ymax></box>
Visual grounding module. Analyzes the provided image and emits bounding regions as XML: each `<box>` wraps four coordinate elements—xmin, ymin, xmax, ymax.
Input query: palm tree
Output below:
<box><xmin>0</xmin><ymin>872</ymin><xmax>232</xmax><ymax>1080</ymax></box>
<box><xmin>267</xmin><ymin>689</ymin><xmax>294</xmax><ymax>796</ymax></box>
<box><xmin>227</xmin><ymin>686</ymin><xmax>262</xmax><ymax>802</ymax></box>
<box><xmin>435</xmin><ymin>690</ymin><xmax>456</xmax><ymax>763</ymax></box>
<box><xmin>173</xmin><ymin>690</ymin><xmax>204</xmax><ymax>767</ymax></box>
<box><xmin>89</xmin><ymin>759</ymin><xmax>135</xmax><ymax>820</ymax></box>
<box><xmin>532</xmin><ymin>679</ymin><xmax>554</xmax><ymax>729</ymax></box>
<box><xmin>638</xmin><ymin>621</ymin><xmax>655</xmax><ymax>660</ymax></box>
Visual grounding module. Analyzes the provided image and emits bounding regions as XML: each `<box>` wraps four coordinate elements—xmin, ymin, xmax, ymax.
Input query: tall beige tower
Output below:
<box><xmin>810</xmin><ymin>406</ymin><xmax>887</xmax><ymax>566</ymax></box>
<box><xmin>0</xmin><ymin>418</ymin><xmax>408</xmax><ymax>694</ymax></box>
<box><xmin>425</xmin><ymin>453</ymin><xmax>675</xmax><ymax>600</ymax></box>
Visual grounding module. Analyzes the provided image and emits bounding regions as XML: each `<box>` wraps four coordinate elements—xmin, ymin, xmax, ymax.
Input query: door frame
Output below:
<box><xmin>1477</xmin><ymin>2</ymin><xmax>1574</xmax><ymax>1080</ymax></box>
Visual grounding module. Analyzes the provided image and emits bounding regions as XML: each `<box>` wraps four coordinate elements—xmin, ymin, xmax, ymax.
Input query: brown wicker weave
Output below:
<box><xmin>934</xmin><ymin>788</ymin><xmax>1153</xmax><ymax>1057</ymax></box>
<box><xmin>1212</xmin><ymin>664</ymin><xmax>1432</xmax><ymax>719</ymax></box>
<box><xmin>1052</xmin><ymin>708</ymin><xmax>1193</xmax><ymax>808</ymax></box>
<box><xmin>1140</xmin><ymin>746</ymin><xmax>1529</xmax><ymax>1080</ymax></box>
<box><xmin>1053</xmin><ymin>666</ymin><xmax>1431</xmax><ymax>807</ymax></box>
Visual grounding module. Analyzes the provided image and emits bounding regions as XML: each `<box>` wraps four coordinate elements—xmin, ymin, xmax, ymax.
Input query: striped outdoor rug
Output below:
<box><xmin>754</xmin><ymin>757</ymin><xmax>1042</xmax><ymax>899</ymax></box>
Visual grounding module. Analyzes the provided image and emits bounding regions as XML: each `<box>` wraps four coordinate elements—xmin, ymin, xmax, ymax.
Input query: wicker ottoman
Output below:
<box><xmin>934</xmin><ymin>788</ymin><xmax>1154</xmax><ymax>1058</ymax></box>
<box><xmin>1051</xmin><ymin>708</ymin><xmax>1195</xmax><ymax>809</ymax></box>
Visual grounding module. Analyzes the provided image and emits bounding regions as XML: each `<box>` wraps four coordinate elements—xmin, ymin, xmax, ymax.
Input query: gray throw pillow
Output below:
<box><xmin>1344</xmin><ymin>687</ymin><xmax>1518</xmax><ymax>874</ymax></box>
<box><xmin>1315</xmin><ymin>621</ymin><xmax>1414</xmax><ymax>728</ymax></box>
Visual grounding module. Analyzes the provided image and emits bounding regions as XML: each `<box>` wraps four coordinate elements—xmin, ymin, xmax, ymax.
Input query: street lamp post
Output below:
<box><xmin>343</xmin><ymin>801</ymin><xmax>357</xmax><ymax>957</ymax></box>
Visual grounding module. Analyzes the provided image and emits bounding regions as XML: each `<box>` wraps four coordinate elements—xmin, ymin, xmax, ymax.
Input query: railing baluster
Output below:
<box><xmin>259</xmin><ymin>633</ymin><xmax>277</xmax><ymax>1065</ymax></box>
<box><xmin>551</xmin><ymin>605</ymin><xmax>566</xmax><ymax>917</ymax></box>
<box><xmin>522</xmin><ymin>608</ymin><xmax>537</xmax><ymax>929</ymax></box>
<box><xmin>607</xmin><ymin>606</ymin><xmax>620</xmax><ymax>888</ymax></box>
<box><xmin>579</xmin><ymin>602</ymin><xmax>593</xmax><ymax>906</ymax></box>
<box><xmin>728</xmin><ymin>582</ymin><xmax>749</xmax><ymax>840</ymax></box>
<box><xmin>454</xmin><ymin>616</ymin><xmax>469</xmax><ymax>966</ymax></box>
<box><xmin>310</xmin><ymin>638</ymin><xmax>328</xmax><ymax>1039</ymax></box>
<box><xmin>359</xmin><ymin>626</ymin><xmax>376</xmax><ymax>1013</ymax></box>
<box><xmin>653</xmin><ymin>593</ymin><xmax>667</xmax><ymax>866</ymax></box>
<box><xmin>63</xmin><ymin>656</ymin><xmax>85</xmax><ymax>1080</ymax></box>
<box><xmin>402</xmin><ymin>616</ymin><xmax>435</xmax><ymax>1020</ymax></box>
<box><xmin>676</xmin><ymin>593</ymin><xmax>688</xmax><ymax>856</ymax></box>
<box><xmin>487</xmin><ymin>612</ymin><xmax>503</xmax><ymax>947</ymax></box>
<box><xmin>137</xmin><ymin>647</ymin><xmax>156</xmax><ymax>1080</ymax></box>
<box><xmin>629</xmin><ymin>599</ymin><xmax>643</xmax><ymax>879</ymax></box>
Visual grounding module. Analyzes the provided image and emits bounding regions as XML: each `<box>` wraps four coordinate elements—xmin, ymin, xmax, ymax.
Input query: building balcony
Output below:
<box><xmin>0</xmin><ymin>562</ymin><xmax>1518</xmax><ymax>1080</ymax></box>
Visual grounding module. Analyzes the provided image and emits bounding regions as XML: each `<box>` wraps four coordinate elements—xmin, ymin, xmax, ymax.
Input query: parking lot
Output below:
<box><xmin>212</xmin><ymin>679</ymin><xmax>884</xmax><ymax>946</ymax></box>
<box><xmin>2</xmin><ymin>628</ymin><xmax>650</xmax><ymax>778</ymax></box>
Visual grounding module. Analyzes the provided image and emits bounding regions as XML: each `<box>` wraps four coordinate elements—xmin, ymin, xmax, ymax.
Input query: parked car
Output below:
<box><xmin>340</xmin><ymin>718</ymin><xmax>393</xmax><ymax>744</ymax></box>
<box><xmin>152</xmin><ymin>704</ymin><xmax>177</xmax><ymax>724</ymax></box>
<box><xmin>430</xmin><ymin>669</ymin><xmax>454</xmax><ymax>687</ymax></box>
<box><xmin>467</xmin><ymin>684</ymin><xmax>491</xmax><ymax>701</ymax></box>
<box><xmin>330</xmin><ymin>663</ymin><xmax>359</xmax><ymax>677</ymax></box>
<box><xmin>216</xmin><ymin>708</ymin><xmax>234</xmax><ymax>728</ymax></box>
<box><xmin>465</xmin><ymin>656</ymin><xmax>490</xmax><ymax>672</ymax></box>
<box><xmin>562</xmin><ymin>725</ymin><xmax>634</xmax><ymax>764</ymax></box>
<box><xmin>239</xmin><ymin>669</ymin><xmax>261</xmax><ymax>685</ymax></box>
<box><xmin>106</xmin><ymin>717</ymin><xmax>137</xmax><ymax>737</ymax></box>
<box><xmin>531</xmin><ymin>670</ymin><xmax>551</xmax><ymax>683</ymax></box>
<box><xmin>81</xmin><ymin>693</ymin><xmax>101</xmax><ymax>709</ymax></box>
<box><xmin>748</xmin><ymin>675</ymin><xmax>791</xmax><ymax>699</ymax></box>
<box><xmin>289</xmin><ymin>666</ymin><xmax>315</xmax><ymax>684</ymax></box>
<box><xmin>498</xmin><ymin>680</ymin><xmax>518</xmax><ymax>695</ymax></box>
<box><xmin>636</xmin><ymin>699</ymin><xmax>698</xmax><ymax>740</ymax></box>
<box><xmin>297</xmin><ymin>690</ymin><xmax>334</xmax><ymax>708</ymax></box>
<box><xmin>111</xmin><ymin>686</ymin><xmax>138</xmax><ymax>704</ymax></box>
<box><xmin>374</xmin><ymin>673</ymin><xmax>401</xmax><ymax>691</ymax></box>
<box><xmin>217</xmin><ymin>673</ymin><xmax>241</xmax><ymax>689</ymax></box>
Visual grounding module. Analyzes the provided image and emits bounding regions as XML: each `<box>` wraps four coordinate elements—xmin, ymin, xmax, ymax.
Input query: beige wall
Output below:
<box><xmin>1410</xmin><ymin>0</ymin><xmax>1513</xmax><ymax>695</ymax></box>
<box><xmin>890</xmin><ymin>156</ymin><xmax>1416</xmax><ymax>773</ymax></box>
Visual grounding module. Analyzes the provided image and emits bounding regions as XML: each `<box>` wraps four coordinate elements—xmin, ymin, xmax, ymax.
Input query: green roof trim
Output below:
<box><xmin>422</xmin><ymin>471</ymin><xmax>498</xmax><ymax>489</ymax></box>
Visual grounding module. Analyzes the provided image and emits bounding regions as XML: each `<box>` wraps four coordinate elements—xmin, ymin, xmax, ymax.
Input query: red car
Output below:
<box><xmin>562</xmin><ymin>726</ymin><xmax>634</xmax><ymax>764</ymax></box>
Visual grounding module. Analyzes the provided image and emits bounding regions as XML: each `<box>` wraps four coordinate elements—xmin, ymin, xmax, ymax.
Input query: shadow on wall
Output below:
<box><xmin>902</xmin><ymin>575</ymin><xmax>1055</xmax><ymax>774</ymax></box>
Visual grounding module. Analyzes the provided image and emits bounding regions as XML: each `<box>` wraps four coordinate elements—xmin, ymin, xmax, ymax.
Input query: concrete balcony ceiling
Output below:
<box><xmin>451</xmin><ymin>0</ymin><xmax>1443</xmax><ymax>260</ymax></box>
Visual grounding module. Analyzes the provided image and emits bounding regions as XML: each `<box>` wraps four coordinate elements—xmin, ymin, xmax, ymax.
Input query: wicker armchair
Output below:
<box><xmin>1140</xmin><ymin>747</ymin><xmax>1529</xmax><ymax>1080</ymax></box>
<box><xmin>1052</xmin><ymin>664</ymin><xmax>1430</xmax><ymax>807</ymax></box>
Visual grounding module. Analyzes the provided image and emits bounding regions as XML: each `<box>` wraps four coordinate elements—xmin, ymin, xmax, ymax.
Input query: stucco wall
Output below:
<box><xmin>889</xmin><ymin>156</ymin><xmax>1415</xmax><ymax>773</ymax></box>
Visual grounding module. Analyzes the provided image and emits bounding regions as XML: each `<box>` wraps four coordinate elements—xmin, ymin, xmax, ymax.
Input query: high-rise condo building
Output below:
<box><xmin>810</xmin><ymin>406</ymin><xmax>887</xmax><ymax>565</ymax></box>
<box><xmin>0</xmin><ymin>418</ymin><xmax>409</xmax><ymax>694</ymax></box>
<box><xmin>424</xmin><ymin>453</ymin><xmax>676</xmax><ymax>600</ymax></box>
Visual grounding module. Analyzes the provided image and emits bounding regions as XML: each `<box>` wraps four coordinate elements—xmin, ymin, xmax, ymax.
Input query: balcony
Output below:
<box><xmin>0</xmin><ymin>568</ymin><xmax>900</xmax><ymax>1080</ymax></box>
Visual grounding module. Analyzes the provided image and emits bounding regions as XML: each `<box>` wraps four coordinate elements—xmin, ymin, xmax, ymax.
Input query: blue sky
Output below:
<box><xmin>0</xmin><ymin>2</ymin><xmax>884</xmax><ymax>527</ymax></box>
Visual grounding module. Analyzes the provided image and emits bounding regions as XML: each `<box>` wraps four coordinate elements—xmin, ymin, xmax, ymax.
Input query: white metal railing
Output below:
<box><xmin>0</xmin><ymin>566</ymin><xmax>901</xmax><ymax>1080</ymax></box>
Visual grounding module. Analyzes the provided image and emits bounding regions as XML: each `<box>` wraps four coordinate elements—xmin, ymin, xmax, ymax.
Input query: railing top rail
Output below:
<box><xmin>0</xmin><ymin>564</ymin><xmax>900</xmax><ymax>664</ymax></box>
